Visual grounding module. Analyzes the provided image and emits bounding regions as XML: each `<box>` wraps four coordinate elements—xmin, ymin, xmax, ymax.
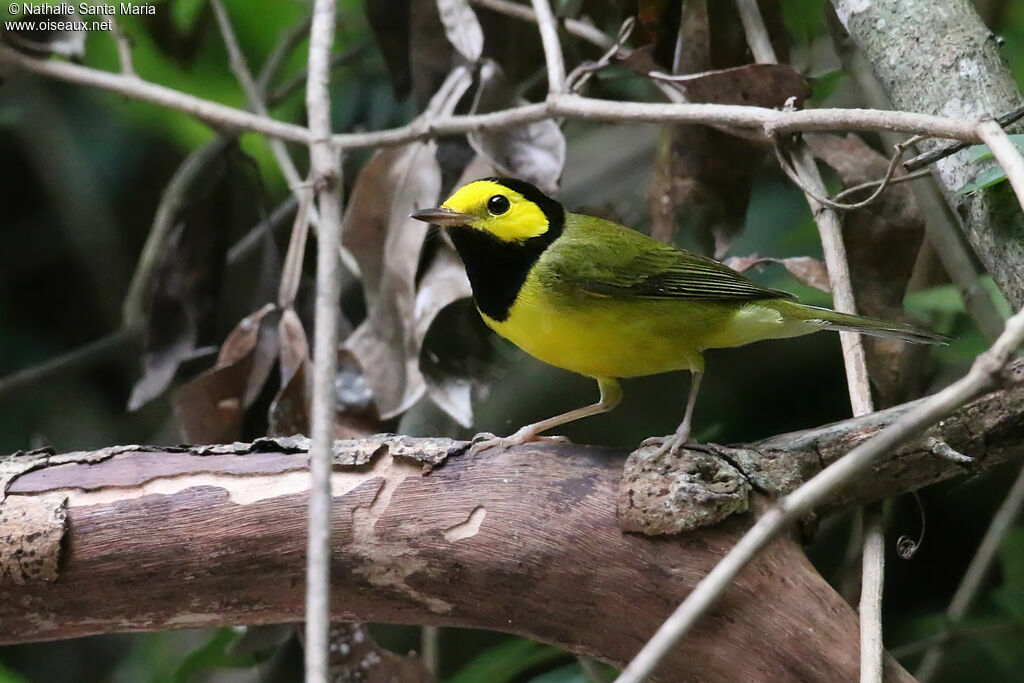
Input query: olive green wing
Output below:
<box><xmin>548</xmin><ymin>213</ymin><xmax>795</xmax><ymax>301</ymax></box>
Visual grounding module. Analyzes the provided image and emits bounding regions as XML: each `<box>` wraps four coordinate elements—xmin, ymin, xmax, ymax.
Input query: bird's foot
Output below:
<box><xmin>639</xmin><ymin>431</ymin><xmax>694</xmax><ymax>459</ymax></box>
<box><xmin>468</xmin><ymin>429</ymin><xmax>571</xmax><ymax>456</ymax></box>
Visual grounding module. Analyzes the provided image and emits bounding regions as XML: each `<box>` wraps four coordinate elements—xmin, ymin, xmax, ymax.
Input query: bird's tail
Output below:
<box><xmin>777</xmin><ymin>301</ymin><xmax>952</xmax><ymax>345</ymax></box>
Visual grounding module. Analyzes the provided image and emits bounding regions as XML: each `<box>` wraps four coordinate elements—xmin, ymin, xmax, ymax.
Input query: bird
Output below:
<box><xmin>410</xmin><ymin>177</ymin><xmax>949</xmax><ymax>455</ymax></box>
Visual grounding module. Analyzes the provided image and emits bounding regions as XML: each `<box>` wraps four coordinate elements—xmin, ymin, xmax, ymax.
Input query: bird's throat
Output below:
<box><xmin>447</xmin><ymin>226</ymin><xmax>552</xmax><ymax>322</ymax></box>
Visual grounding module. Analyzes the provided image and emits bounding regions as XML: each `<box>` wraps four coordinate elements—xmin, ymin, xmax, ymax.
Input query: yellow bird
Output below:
<box><xmin>411</xmin><ymin>178</ymin><xmax>947</xmax><ymax>455</ymax></box>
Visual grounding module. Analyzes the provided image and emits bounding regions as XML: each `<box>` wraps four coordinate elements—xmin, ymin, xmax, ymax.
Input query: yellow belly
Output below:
<box><xmin>480</xmin><ymin>279</ymin><xmax>807</xmax><ymax>379</ymax></box>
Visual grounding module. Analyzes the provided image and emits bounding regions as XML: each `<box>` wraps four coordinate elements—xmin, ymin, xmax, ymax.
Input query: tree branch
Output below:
<box><xmin>304</xmin><ymin>0</ymin><xmax>343</xmax><ymax>677</ymax></box>
<box><xmin>530</xmin><ymin>0</ymin><xmax>565</xmax><ymax>93</ymax></box>
<box><xmin>0</xmin><ymin>435</ymin><xmax>916</xmax><ymax>682</ymax></box>
<box><xmin>617</xmin><ymin>300</ymin><xmax>1024</xmax><ymax>681</ymax></box>
<box><xmin>734</xmin><ymin>4</ymin><xmax>883</xmax><ymax>675</ymax></box>
<box><xmin>832</xmin><ymin>0</ymin><xmax>1024</xmax><ymax>308</ymax></box>
<box><xmin>0</xmin><ymin>46</ymin><xmax>988</xmax><ymax>151</ymax></box>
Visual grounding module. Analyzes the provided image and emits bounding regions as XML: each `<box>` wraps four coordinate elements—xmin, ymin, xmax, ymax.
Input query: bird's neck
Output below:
<box><xmin>447</xmin><ymin>227</ymin><xmax>553</xmax><ymax>322</ymax></box>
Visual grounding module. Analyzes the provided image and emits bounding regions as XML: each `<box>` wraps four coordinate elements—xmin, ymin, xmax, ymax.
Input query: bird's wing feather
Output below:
<box><xmin>546</xmin><ymin>214</ymin><xmax>795</xmax><ymax>301</ymax></box>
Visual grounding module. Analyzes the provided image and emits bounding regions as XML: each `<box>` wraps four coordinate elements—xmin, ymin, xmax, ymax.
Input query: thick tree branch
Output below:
<box><xmin>1</xmin><ymin>381</ymin><xmax>1021</xmax><ymax>655</ymax></box>
<box><xmin>0</xmin><ymin>435</ymin><xmax>917</xmax><ymax>683</ymax></box>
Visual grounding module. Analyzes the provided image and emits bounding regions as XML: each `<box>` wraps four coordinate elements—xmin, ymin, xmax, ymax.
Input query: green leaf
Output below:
<box><xmin>173</xmin><ymin>629</ymin><xmax>258</xmax><ymax>683</ymax></box>
<box><xmin>903</xmin><ymin>284</ymin><xmax>965</xmax><ymax>315</ymax></box>
<box><xmin>446</xmin><ymin>638</ymin><xmax>566</xmax><ymax>683</ymax></box>
<box><xmin>780</xmin><ymin>0</ymin><xmax>827</xmax><ymax>43</ymax></box>
<box><xmin>171</xmin><ymin>0</ymin><xmax>206</xmax><ymax>32</ymax></box>
<box><xmin>959</xmin><ymin>164</ymin><xmax>1008</xmax><ymax>194</ymax></box>
<box><xmin>0</xmin><ymin>661</ymin><xmax>29</xmax><ymax>683</ymax></box>
<box><xmin>809</xmin><ymin>69</ymin><xmax>844</xmax><ymax>105</ymax></box>
<box><xmin>966</xmin><ymin>134</ymin><xmax>1024</xmax><ymax>163</ymax></box>
<box><xmin>527</xmin><ymin>662</ymin><xmax>589</xmax><ymax>683</ymax></box>
<box><xmin>1001</xmin><ymin>527</ymin><xmax>1024</xmax><ymax>589</ymax></box>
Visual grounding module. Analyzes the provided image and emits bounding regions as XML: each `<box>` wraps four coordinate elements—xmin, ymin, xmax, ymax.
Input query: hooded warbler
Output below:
<box><xmin>411</xmin><ymin>177</ymin><xmax>948</xmax><ymax>455</ymax></box>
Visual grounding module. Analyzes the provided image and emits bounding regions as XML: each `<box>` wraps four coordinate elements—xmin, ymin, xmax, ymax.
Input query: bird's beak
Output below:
<box><xmin>409</xmin><ymin>207</ymin><xmax>472</xmax><ymax>227</ymax></box>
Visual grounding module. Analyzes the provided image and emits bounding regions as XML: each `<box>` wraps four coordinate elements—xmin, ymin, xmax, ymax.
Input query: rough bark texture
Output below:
<box><xmin>619</xmin><ymin>383</ymin><xmax>1024</xmax><ymax>533</ymax></box>
<box><xmin>832</xmin><ymin>0</ymin><xmax>1024</xmax><ymax>308</ymax></box>
<box><xmin>0</xmin><ymin>436</ymin><xmax>914</xmax><ymax>682</ymax></box>
<box><xmin>1</xmin><ymin>382</ymin><xmax>1020</xmax><ymax>677</ymax></box>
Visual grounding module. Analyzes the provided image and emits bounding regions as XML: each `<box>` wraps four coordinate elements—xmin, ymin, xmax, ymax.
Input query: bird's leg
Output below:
<box><xmin>471</xmin><ymin>377</ymin><xmax>622</xmax><ymax>455</ymax></box>
<box><xmin>642</xmin><ymin>370</ymin><xmax>704</xmax><ymax>457</ymax></box>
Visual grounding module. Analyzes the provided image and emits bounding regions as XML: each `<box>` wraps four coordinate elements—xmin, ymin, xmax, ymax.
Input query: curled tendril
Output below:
<box><xmin>897</xmin><ymin>491</ymin><xmax>926</xmax><ymax>560</ymax></box>
<box><xmin>896</xmin><ymin>535</ymin><xmax>920</xmax><ymax>560</ymax></box>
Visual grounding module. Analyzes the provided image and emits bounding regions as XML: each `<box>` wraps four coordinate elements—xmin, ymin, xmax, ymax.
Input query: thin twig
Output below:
<box><xmin>903</xmin><ymin>103</ymin><xmax>1024</xmax><ymax>172</ymax></box>
<box><xmin>774</xmin><ymin>140</ymin><xmax>910</xmax><ymax>212</ymax></box>
<box><xmin>615</xmin><ymin>305</ymin><xmax>1024</xmax><ymax>683</ymax></box>
<box><xmin>0</xmin><ymin>46</ymin><xmax>312</xmax><ymax>143</ymax></box>
<box><xmin>0</xmin><ymin>46</ymin><xmax>990</xmax><ymax>148</ymax></box>
<box><xmin>531</xmin><ymin>0</ymin><xmax>566</xmax><ymax>94</ymax></box>
<box><xmin>741</xmin><ymin>0</ymin><xmax>883</xmax><ymax>669</ymax></box>
<box><xmin>267</xmin><ymin>42</ymin><xmax>368</xmax><ymax>107</ymax></box>
<box><xmin>790</xmin><ymin>141</ymin><xmax>886</xmax><ymax>683</ymax></box>
<box><xmin>97</xmin><ymin>7</ymin><xmax>134</xmax><ymax>76</ymax></box>
<box><xmin>470</xmin><ymin>0</ymin><xmax>621</xmax><ymax>54</ymax></box>
<box><xmin>256</xmin><ymin>14</ymin><xmax>313</xmax><ymax>95</ymax></box>
<box><xmin>893</xmin><ymin>620</ymin><xmax>1024</xmax><ymax>659</ymax></box>
<box><xmin>830</xmin><ymin>31</ymin><xmax>1007</xmax><ymax>342</ymax></box>
<box><xmin>978</xmin><ymin>118</ymin><xmax>1024</xmax><ymax>203</ymax></box>
<box><xmin>831</xmin><ymin>168</ymin><xmax>930</xmax><ymax>202</ymax></box>
<box><xmin>859</xmin><ymin>503</ymin><xmax>885</xmax><ymax>683</ymax></box>
<box><xmin>913</xmin><ymin>119</ymin><xmax>1024</xmax><ymax>682</ymax></box>
<box><xmin>227</xmin><ymin>194</ymin><xmax>298</xmax><ymax>265</ymax></box>
<box><xmin>914</xmin><ymin>463</ymin><xmax>1024</xmax><ymax>681</ymax></box>
<box><xmin>304</xmin><ymin>0</ymin><xmax>343</xmax><ymax>679</ymax></box>
<box><xmin>210</xmin><ymin>0</ymin><xmax>306</xmax><ymax>196</ymax></box>
<box><xmin>614</xmin><ymin>118</ymin><xmax>1024</xmax><ymax>683</ymax></box>
<box><xmin>278</xmin><ymin>188</ymin><xmax>314</xmax><ymax>309</ymax></box>
<box><xmin>421</xmin><ymin>626</ymin><xmax>439</xmax><ymax>677</ymax></box>
<box><xmin>565</xmin><ymin>18</ymin><xmax>635</xmax><ymax>93</ymax></box>
<box><xmin>209</xmin><ymin>0</ymin><xmax>358</xmax><ymax>277</ymax></box>
<box><xmin>0</xmin><ymin>327</ymin><xmax>140</xmax><ymax>403</ymax></box>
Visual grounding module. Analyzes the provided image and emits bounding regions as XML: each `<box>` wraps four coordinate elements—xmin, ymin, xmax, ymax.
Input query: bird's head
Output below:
<box><xmin>410</xmin><ymin>177</ymin><xmax>564</xmax><ymax>242</ymax></box>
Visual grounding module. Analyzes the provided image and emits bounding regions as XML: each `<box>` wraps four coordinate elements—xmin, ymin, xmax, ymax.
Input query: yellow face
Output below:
<box><xmin>441</xmin><ymin>180</ymin><xmax>551</xmax><ymax>242</ymax></box>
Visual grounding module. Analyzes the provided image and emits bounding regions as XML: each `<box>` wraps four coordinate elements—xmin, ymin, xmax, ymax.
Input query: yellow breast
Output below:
<box><xmin>479</xmin><ymin>274</ymin><xmax>809</xmax><ymax>379</ymax></box>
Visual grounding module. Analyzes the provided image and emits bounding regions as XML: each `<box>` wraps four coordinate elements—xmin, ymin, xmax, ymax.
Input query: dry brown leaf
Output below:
<box><xmin>365</xmin><ymin>1</ymin><xmax>413</xmax><ymax>97</ymax></box>
<box><xmin>437</xmin><ymin>0</ymin><xmax>483</xmax><ymax>63</ymax></box>
<box><xmin>128</xmin><ymin>141</ymin><xmax>236</xmax><ymax>411</ymax></box>
<box><xmin>268</xmin><ymin>308</ymin><xmax>311</xmax><ymax>437</ymax></box>
<box><xmin>172</xmin><ymin>304</ymin><xmax>278</xmax><ymax>444</ymax></box>
<box><xmin>416</xmin><ymin>245</ymin><xmax>474</xmax><ymax>426</ymax></box>
<box><xmin>725</xmin><ymin>255</ymin><xmax>831</xmax><ymax>293</ymax></box>
<box><xmin>658</xmin><ymin>64</ymin><xmax>812</xmax><ymax>108</ymax></box>
<box><xmin>644</xmin><ymin>16</ymin><xmax>766</xmax><ymax>253</ymax></box>
<box><xmin>468</xmin><ymin>59</ymin><xmax>565</xmax><ymax>193</ymax></box>
<box><xmin>341</xmin><ymin>147</ymin><xmax>409</xmax><ymax>311</ymax></box>
<box><xmin>344</xmin><ymin>68</ymin><xmax>474</xmax><ymax>421</ymax></box>
<box><xmin>344</xmin><ymin>142</ymin><xmax>443</xmax><ymax>419</ymax></box>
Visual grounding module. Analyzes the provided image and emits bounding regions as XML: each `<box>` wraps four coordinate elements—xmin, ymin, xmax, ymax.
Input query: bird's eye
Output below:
<box><xmin>487</xmin><ymin>194</ymin><xmax>511</xmax><ymax>215</ymax></box>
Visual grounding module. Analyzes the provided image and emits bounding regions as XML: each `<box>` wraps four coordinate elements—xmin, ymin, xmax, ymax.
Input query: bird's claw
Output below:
<box><xmin>639</xmin><ymin>433</ymin><xmax>692</xmax><ymax>459</ymax></box>
<box><xmin>467</xmin><ymin>430</ymin><xmax>571</xmax><ymax>456</ymax></box>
